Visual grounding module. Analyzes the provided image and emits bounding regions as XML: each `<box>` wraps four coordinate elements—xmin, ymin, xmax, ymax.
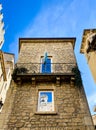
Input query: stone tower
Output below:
<box><xmin>0</xmin><ymin>38</ymin><xmax>94</xmax><ymax>130</ymax></box>
<box><xmin>80</xmin><ymin>29</ymin><xmax>96</xmax><ymax>83</ymax></box>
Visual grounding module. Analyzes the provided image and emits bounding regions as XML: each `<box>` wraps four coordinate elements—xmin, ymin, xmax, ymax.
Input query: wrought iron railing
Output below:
<box><xmin>14</xmin><ymin>63</ymin><xmax>76</xmax><ymax>74</ymax></box>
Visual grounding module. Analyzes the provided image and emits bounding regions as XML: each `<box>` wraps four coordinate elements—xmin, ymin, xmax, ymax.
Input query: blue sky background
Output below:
<box><xmin>1</xmin><ymin>0</ymin><xmax>96</xmax><ymax>115</ymax></box>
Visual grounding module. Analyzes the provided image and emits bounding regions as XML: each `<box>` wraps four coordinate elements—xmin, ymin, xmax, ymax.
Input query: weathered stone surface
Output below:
<box><xmin>0</xmin><ymin>81</ymin><xmax>93</xmax><ymax>130</ymax></box>
<box><xmin>0</xmin><ymin>38</ymin><xmax>94</xmax><ymax>130</ymax></box>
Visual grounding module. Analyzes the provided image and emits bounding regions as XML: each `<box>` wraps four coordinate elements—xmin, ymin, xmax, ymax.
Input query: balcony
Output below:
<box><xmin>15</xmin><ymin>63</ymin><xmax>76</xmax><ymax>74</ymax></box>
<box><xmin>12</xmin><ymin>63</ymin><xmax>76</xmax><ymax>83</ymax></box>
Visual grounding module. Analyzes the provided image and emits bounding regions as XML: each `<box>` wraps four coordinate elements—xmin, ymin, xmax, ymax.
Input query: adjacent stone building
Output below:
<box><xmin>92</xmin><ymin>115</ymin><xmax>96</xmax><ymax>129</ymax></box>
<box><xmin>0</xmin><ymin>38</ymin><xmax>94</xmax><ymax>130</ymax></box>
<box><xmin>0</xmin><ymin>51</ymin><xmax>14</xmax><ymax>112</ymax></box>
<box><xmin>80</xmin><ymin>29</ymin><xmax>96</xmax><ymax>82</ymax></box>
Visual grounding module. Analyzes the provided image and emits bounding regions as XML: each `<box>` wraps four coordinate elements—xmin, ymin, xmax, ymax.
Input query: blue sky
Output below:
<box><xmin>1</xmin><ymin>0</ymin><xmax>96</xmax><ymax>115</ymax></box>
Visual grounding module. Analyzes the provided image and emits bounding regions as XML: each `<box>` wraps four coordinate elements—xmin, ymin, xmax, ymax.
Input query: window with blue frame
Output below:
<box><xmin>41</xmin><ymin>57</ymin><xmax>51</xmax><ymax>73</ymax></box>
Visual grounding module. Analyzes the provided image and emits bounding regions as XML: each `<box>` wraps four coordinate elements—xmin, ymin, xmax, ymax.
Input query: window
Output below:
<box><xmin>38</xmin><ymin>91</ymin><xmax>54</xmax><ymax>112</ymax></box>
<box><xmin>0</xmin><ymin>100</ymin><xmax>3</xmax><ymax>109</ymax></box>
<box><xmin>41</xmin><ymin>57</ymin><xmax>51</xmax><ymax>73</ymax></box>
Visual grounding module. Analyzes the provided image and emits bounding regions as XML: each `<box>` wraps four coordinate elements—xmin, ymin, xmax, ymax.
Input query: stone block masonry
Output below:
<box><xmin>0</xmin><ymin>38</ymin><xmax>94</xmax><ymax>130</ymax></box>
<box><xmin>0</xmin><ymin>81</ymin><xmax>94</xmax><ymax>130</ymax></box>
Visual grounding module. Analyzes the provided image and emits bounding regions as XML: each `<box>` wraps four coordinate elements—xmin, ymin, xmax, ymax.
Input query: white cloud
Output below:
<box><xmin>18</xmin><ymin>1</ymin><xmax>75</xmax><ymax>37</ymax></box>
<box><xmin>8</xmin><ymin>0</ymin><xmax>96</xmax><ymax>41</ymax></box>
<box><xmin>9</xmin><ymin>0</ymin><xmax>96</xmax><ymax>61</ymax></box>
<box><xmin>0</xmin><ymin>4</ymin><xmax>2</xmax><ymax>10</ymax></box>
<box><xmin>21</xmin><ymin>0</ymin><xmax>96</xmax><ymax>38</ymax></box>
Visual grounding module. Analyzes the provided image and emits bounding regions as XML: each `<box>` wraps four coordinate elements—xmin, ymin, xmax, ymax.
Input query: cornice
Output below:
<box><xmin>80</xmin><ymin>29</ymin><xmax>96</xmax><ymax>53</ymax></box>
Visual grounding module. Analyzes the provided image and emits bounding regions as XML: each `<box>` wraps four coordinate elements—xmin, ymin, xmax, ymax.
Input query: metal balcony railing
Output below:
<box><xmin>15</xmin><ymin>63</ymin><xmax>76</xmax><ymax>74</ymax></box>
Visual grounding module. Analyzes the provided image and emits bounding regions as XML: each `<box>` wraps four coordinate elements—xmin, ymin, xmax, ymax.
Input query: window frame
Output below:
<box><xmin>37</xmin><ymin>90</ymin><xmax>54</xmax><ymax>112</ymax></box>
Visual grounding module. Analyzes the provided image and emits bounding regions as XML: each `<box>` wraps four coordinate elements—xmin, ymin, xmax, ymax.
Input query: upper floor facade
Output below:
<box><xmin>14</xmin><ymin>38</ymin><xmax>76</xmax><ymax>82</ymax></box>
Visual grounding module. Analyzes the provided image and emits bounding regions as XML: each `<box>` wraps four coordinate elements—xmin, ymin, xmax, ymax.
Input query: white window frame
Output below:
<box><xmin>38</xmin><ymin>90</ymin><xmax>54</xmax><ymax>112</ymax></box>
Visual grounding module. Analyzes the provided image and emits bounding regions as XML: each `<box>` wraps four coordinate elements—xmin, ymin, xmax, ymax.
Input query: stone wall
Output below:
<box><xmin>0</xmin><ymin>38</ymin><xmax>94</xmax><ymax>130</ymax></box>
<box><xmin>0</xmin><ymin>80</ymin><xmax>94</xmax><ymax>130</ymax></box>
<box><xmin>16</xmin><ymin>41</ymin><xmax>76</xmax><ymax>74</ymax></box>
<box><xmin>85</xmin><ymin>51</ymin><xmax>96</xmax><ymax>83</ymax></box>
<box><xmin>18</xmin><ymin>42</ymin><xmax>75</xmax><ymax>63</ymax></box>
<box><xmin>92</xmin><ymin>114</ymin><xmax>96</xmax><ymax>127</ymax></box>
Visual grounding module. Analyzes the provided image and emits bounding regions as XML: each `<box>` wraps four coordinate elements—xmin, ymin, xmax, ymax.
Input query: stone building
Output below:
<box><xmin>0</xmin><ymin>38</ymin><xmax>94</xmax><ymax>130</ymax></box>
<box><xmin>0</xmin><ymin>51</ymin><xmax>14</xmax><ymax>112</ymax></box>
<box><xmin>0</xmin><ymin>4</ymin><xmax>5</xmax><ymax>49</ymax></box>
<box><xmin>80</xmin><ymin>29</ymin><xmax>96</xmax><ymax>82</ymax></box>
<box><xmin>92</xmin><ymin>115</ymin><xmax>96</xmax><ymax>129</ymax></box>
<box><xmin>0</xmin><ymin>4</ymin><xmax>15</xmax><ymax>113</ymax></box>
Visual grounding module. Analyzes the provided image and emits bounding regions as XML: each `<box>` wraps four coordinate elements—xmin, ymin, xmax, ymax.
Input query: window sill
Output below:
<box><xmin>35</xmin><ymin>111</ymin><xmax>57</xmax><ymax>115</ymax></box>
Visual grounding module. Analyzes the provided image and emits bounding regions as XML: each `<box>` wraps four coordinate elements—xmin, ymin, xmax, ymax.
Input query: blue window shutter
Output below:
<box><xmin>42</xmin><ymin>58</ymin><xmax>51</xmax><ymax>73</ymax></box>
